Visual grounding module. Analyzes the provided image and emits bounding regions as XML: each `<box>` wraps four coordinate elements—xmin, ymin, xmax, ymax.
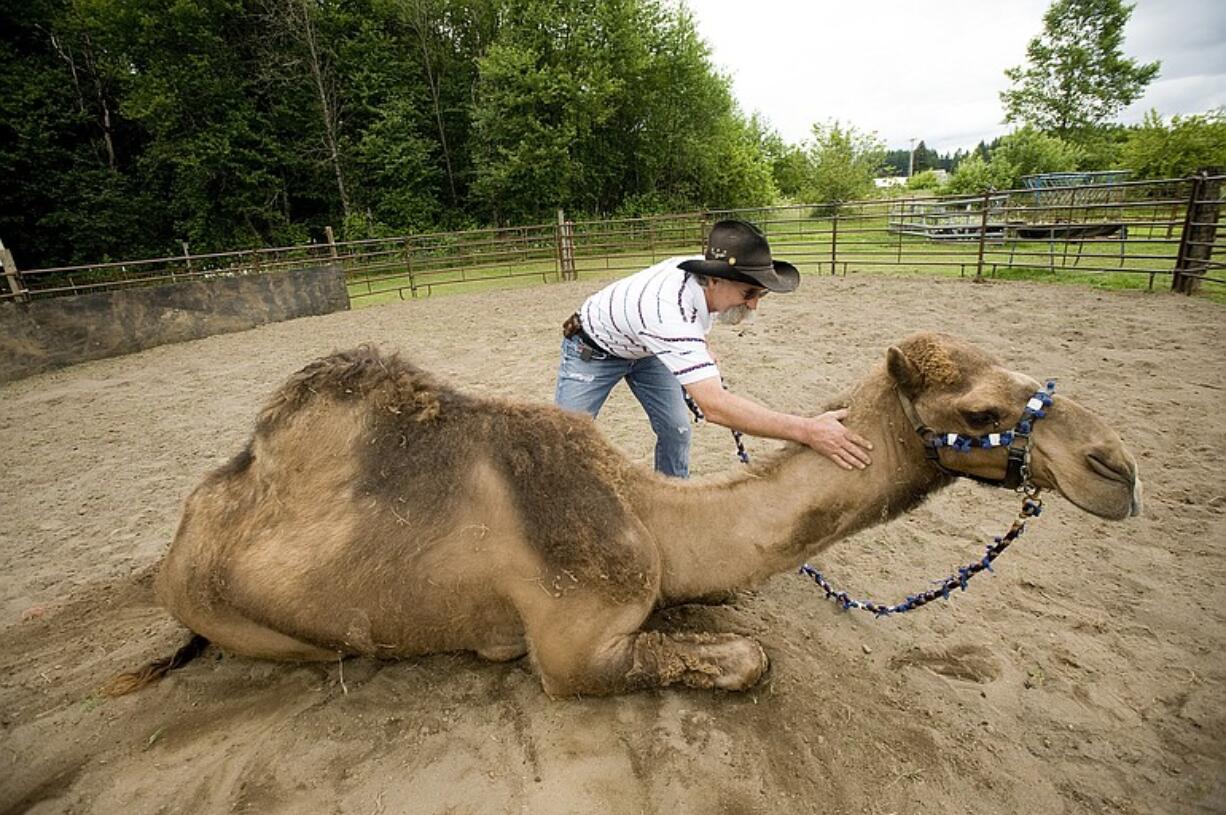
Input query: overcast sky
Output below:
<box><xmin>684</xmin><ymin>0</ymin><xmax>1226</xmax><ymax>153</ymax></box>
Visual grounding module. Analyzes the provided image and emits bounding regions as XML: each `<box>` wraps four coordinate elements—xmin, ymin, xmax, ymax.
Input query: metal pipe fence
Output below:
<box><xmin>1</xmin><ymin>174</ymin><xmax>1221</xmax><ymax>305</ymax></box>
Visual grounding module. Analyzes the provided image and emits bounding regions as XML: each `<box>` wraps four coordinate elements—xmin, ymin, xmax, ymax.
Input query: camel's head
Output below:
<box><xmin>886</xmin><ymin>333</ymin><xmax>1142</xmax><ymax>520</ymax></box>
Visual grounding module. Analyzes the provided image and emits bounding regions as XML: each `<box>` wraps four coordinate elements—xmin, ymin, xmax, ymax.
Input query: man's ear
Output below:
<box><xmin>887</xmin><ymin>346</ymin><xmax>921</xmax><ymax>396</ymax></box>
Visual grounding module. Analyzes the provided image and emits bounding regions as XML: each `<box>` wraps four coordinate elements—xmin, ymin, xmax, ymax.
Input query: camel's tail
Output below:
<box><xmin>102</xmin><ymin>634</ymin><xmax>210</xmax><ymax>696</ymax></box>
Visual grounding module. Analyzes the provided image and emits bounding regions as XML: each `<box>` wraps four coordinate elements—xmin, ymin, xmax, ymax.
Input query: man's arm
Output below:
<box><xmin>684</xmin><ymin>377</ymin><xmax>873</xmax><ymax>470</ymax></box>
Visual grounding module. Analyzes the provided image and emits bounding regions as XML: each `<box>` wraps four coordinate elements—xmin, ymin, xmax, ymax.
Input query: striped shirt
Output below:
<box><xmin>579</xmin><ymin>256</ymin><xmax>719</xmax><ymax>385</ymax></box>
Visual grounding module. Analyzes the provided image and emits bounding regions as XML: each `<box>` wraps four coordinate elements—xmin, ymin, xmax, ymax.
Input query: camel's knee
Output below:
<box><xmin>531</xmin><ymin>631</ymin><xmax>636</xmax><ymax>696</ymax></box>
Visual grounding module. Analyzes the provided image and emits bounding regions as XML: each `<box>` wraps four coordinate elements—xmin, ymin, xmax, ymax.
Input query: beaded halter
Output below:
<box><xmin>799</xmin><ymin>381</ymin><xmax>1057</xmax><ymax>616</ymax></box>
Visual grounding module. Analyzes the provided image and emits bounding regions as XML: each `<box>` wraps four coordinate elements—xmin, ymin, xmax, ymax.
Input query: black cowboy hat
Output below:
<box><xmin>678</xmin><ymin>220</ymin><xmax>800</xmax><ymax>293</ymax></box>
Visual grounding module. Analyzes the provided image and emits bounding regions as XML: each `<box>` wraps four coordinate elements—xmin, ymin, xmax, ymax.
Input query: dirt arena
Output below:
<box><xmin>2</xmin><ymin>274</ymin><xmax>1223</xmax><ymax>814</ymax></box>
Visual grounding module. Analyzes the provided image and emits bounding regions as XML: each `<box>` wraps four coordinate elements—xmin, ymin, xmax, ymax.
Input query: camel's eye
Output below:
<box><xmin>963</xmin><ymin>410</ymin><xmax>999</xmax><ymax>429</ymax></box>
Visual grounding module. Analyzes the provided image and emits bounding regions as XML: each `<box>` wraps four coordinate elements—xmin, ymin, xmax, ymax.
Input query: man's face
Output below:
<box><xmin>710</xmin><ymin>279</ymin><xmax>766</xmax><ymax>313</ymax></box>
<box><xmin>711</xmin><ymin>279</ymin><xmax>767</xmax><ymax>325</ymax></box>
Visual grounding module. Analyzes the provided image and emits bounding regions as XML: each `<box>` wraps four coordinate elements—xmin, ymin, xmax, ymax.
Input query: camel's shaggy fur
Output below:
<box><xmin>109</xmin><ymin>334</ymin><xmax>1141</xmax><ymax>697</ymax></box>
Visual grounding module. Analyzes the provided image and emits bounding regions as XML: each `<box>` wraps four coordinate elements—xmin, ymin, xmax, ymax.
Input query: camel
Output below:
<box><xmin>109</xmin><ymin>332</ymin><xmax>1141</xmax><ymax>697</ymax></box>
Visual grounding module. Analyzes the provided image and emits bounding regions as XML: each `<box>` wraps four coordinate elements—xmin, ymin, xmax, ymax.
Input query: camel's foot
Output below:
<box><xmin>630</xmin><ymin>631</ymin><xmax>769</xmax><ymax>691</ymax></box>
<box><xmin>534</xmin><ymin>628</ymin><xmax>768</xmax><ymax>696</ymax></box>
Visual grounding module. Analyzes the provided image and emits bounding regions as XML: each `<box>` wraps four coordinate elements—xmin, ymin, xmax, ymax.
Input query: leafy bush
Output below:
<box><xmin>1070</xmin><ymin>125</ymin><xmax>1128</xmax><ymax>171</ymax></box>
<box><xmin>906</xmin><ymin>170</ymin><xmax>943</xmax><ymax>191</ymax></box>
<box><xmin>943</xmin><ymin>154</ymin><xmax>1014</xmax><ymax>195</ymax></box>
<box><xmin>990</xmin><ymin>126</ymin><xmax>1083</xmax><ymax>187</ymax></box>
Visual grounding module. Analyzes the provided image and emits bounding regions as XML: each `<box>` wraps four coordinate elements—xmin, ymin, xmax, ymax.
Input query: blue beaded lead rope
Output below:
<box><xmin>799</xmin><ymin>380</ymin><xmax>1056</xmax><ymax>616</ymax></box>
<box><xmin>683</xmin><ymin>388</ymin><xmax>749</xmax><ymax>463</ymax></box>
<box><xmin>798</xmin><ymin>492</ymin><xmax>1043</xmax><ymax>616</ymax></box>
<box><xmin>688</xmin><ymin>377</ymin><xmax>1053</xmax><ymax>616</ymax></box>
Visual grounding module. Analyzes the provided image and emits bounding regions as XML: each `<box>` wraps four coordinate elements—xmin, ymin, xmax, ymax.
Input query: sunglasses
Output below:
<box><xmin>741</xmin><ymin>285</ymin><xmax>769</xmax><ymax>301</ymax></box>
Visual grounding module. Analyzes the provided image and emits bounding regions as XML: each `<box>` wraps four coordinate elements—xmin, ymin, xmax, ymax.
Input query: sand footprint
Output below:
<box><xmin>889</xmin><ymin>643</ymin><xmax>1002</xmax><ymax>683</ymax></box>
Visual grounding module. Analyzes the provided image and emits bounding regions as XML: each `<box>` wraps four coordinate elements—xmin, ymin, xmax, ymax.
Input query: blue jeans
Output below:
<box><xmin>554</xmin><ymin>335</ymin><xmax>692</xmax><ymax>477</ymax></box>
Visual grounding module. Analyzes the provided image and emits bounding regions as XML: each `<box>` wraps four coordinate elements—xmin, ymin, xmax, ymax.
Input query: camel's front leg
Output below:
<box><xmin>525</xmin><ymin>600</ymin><xmax>768</xmax><ymax>695</ymax></box>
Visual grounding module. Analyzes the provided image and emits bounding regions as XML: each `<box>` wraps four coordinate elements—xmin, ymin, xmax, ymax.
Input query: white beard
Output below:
<box><xmin>717</xmin><ymin>303</ymin><xmax>753</xmax><ymax>326</ymax></box>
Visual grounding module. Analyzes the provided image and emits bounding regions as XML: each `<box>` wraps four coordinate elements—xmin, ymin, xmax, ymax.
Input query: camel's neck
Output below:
<box><xmin>638</xmin><ymin>367</ymin><xmax>948</xmax><ymax>601</ymax></box>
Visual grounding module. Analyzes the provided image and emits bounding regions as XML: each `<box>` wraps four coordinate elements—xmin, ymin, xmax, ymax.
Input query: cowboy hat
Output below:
<box><xmin>678</xmin><ymin>220</ymin><xmax>800</xmax><ymax>293</ymax></box>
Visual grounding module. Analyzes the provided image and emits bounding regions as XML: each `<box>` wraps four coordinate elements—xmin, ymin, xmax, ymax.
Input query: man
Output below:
<box><xmin>554</xmin><ymin>219</ymin><xmax>873</xmax><ymax>478</ymax></box>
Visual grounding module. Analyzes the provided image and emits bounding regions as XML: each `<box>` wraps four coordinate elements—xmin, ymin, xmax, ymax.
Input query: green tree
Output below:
<box><xmin>1071</xmin><ymin>124</ymin><xmax>1127</xmax><ymax>170</ymax></box>
<box><xmin>799</xmin><ymin>121</ymin><xmax>885</xmax><ymax>205</ymax></box>
<box><xmin>0</xmin><ymin>0</ymin><xmax>168</xmax><ymax>266</ymax></box>
<box><xmin>754</xmin><ymin>118</ymin><xmax>807</xmax><ymax>199</ymax></box>
<box><xmin>470</xmin><ymin>0</ymin><xmax>773</xmax><ymax>224</ymax></box>
<box><xmin>117</xmin><ymin>0</ymin><xmax>300</xmax><ymax>251</ymax></box>
<box><xmin>1001</xmin><ymin>0</ymin><xmax>1159</xmax><ymax>137</ymax></box>
<box><xmin>4</xmin><ymin>0</ymin><xmax>782</xmax><ymax>266</ymax></box>
<box><xmin>1119</xmin><ymin>109</ymin><xmax>1226</xmax><ymax>179</ymax></box>
<box><xmin>911</xmin><ymin>140</ymin><xmax>940</xmax><ymax>173</ymax></box>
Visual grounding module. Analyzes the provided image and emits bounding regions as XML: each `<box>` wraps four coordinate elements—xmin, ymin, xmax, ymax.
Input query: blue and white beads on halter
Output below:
<box><xmin>926</xmin><ymin>382</ymin><xmax>1055</xmax><ymax>453</ymax></box>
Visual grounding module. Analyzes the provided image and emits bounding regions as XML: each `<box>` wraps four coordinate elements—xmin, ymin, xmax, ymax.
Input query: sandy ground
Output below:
<box><xmin>1</xmin><ymin>274</ymin><xmax>1224</xmax><ymax>815</ymax></box>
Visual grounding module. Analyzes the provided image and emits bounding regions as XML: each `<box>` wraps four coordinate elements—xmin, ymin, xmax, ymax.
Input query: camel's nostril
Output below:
<box><xmin>1086</xmin><ymin>450</ymin><xmax>1134</xmax><ymax>485</ymax></box>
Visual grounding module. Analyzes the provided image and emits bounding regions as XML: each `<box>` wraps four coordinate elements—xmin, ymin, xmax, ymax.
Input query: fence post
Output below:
<box><xmin>178</xmin><ymin>240</ymin><xmax>192</xmax><ymax>280</ymax></box>
<box><xmin>403</xmin><ymin>238</ymin><xmax>416</xmax><ymax>298</ymax></box>
<box><xmin>896</xmin><ymin>202</ymin><xmax>904</xmax><ymax>262</ymax></box>
<box><xmin>324</xmin><ymin>226</ymin><xmax>339</xmax><ymax>260</ymax></box>
<box><xmin>0</xmin><ymin>238</ymin><xmax>27</xmax><ymax>302</ymax></box>
<box><xmin>556</xmin><ymin>209</ymin><xmax>575</xmax><ymax>281</ymax></box>
<box><xmin>1173</xmin><ymin>168</ymin><xmax>1222</xmax><ymax>295</ymax></box>
<box><xmin>975</xmin><ymin>189</ymin><xmax>991</xmax><ymax>280</ymax></box>
<box><xmin>830</xmin><ymin>208</ymin><xmax>839</xmax><ymax>276</ymax></box>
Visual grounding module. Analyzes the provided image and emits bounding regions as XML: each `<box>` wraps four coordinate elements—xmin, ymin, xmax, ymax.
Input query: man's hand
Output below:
<box><xmin>798</xmin><ymin>409</ymin><xmax>873</xmax><ymax>470</ymax></box>
<box><xmin>685</xmin><ymin>380</ymin><xmax>873</xmax><ymax>470</ymax></box>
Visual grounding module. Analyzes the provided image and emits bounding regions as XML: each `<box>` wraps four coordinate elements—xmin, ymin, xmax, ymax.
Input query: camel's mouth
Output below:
<box><xmin>1087</xmin><ymin>451</ymin><xmax>1143</xmax><ymax>517</ymax></box>
<box><xmin>1047</xmin><ymin>460</ymin><xmax>1141</xmax><ymax>521</ymax></box>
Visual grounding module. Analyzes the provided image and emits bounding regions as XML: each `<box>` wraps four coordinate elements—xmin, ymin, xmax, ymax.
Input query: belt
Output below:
<box><xmin>562</xmin><ymin>313</ymin><xmax>615</xmax><ymax>357</ymax></box>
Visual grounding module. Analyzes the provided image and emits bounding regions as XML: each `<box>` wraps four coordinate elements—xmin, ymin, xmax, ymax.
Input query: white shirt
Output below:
<box><xmin>579</xmin><ymin>256</ymin><xmax>719</xmax><ymax>385</ymax></box>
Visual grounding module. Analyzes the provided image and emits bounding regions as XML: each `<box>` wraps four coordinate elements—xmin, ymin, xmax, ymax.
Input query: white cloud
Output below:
<box><xmin>683</xmin><ymin>0</ymin><xmax>1226</xmax><ymax>152</ymax></box>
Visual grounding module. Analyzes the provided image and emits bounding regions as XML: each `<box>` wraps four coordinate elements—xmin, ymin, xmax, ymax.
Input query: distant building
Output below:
<box><xmin>875</xmin><ymin>169</ymin><xmax>950</xmax><ymax>189</ymax></box>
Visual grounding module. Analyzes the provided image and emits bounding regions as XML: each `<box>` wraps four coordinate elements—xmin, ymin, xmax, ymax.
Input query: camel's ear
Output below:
<box><xmin>887</xmin><ymin>346</ymin><xmax>922</xmax><ymax>396</ymax></box>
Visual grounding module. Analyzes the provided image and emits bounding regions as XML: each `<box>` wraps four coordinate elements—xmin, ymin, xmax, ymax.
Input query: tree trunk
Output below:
<box><xmin>81</xmin><ymin>35</ymin><xmax>117</xmax><ymax>170</ymax></box>
<box><xmin>408</xmin><ymin>2</ymin><xmax>458</xmax><ymax>207</ymax></box>
<box><xmin>297</xmin><ymin>0</ymin><xmax>350</xmax><ymax>219</ymax></box>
